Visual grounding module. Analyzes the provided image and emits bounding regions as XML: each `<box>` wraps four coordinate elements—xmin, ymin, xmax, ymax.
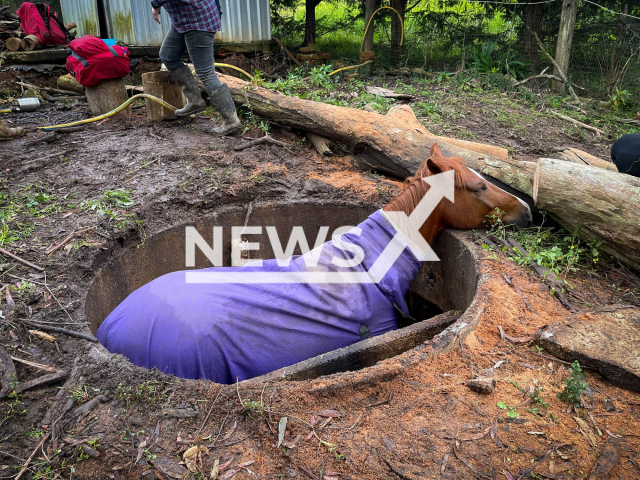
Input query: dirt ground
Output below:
<box><xmin>1</xmin><ymin>65</ymin><xmax>639</xmax><ymax>480</ymax></box>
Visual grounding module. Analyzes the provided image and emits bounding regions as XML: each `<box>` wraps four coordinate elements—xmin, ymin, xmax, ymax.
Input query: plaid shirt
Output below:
<box><xmin>151</xmin><ymin>0</ymin><xmax>221</xmax><ymax>34</ymax></box>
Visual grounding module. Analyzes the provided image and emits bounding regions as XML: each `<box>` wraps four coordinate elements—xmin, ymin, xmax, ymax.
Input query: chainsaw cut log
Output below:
<box><xmin>57</xmin><ymin>74</ymin><xmax>84</xmax><ymax>95</ymax></box>
<box><xmin>85</xmin><ymin>78</ymin><xmax>130</xmax><ymax>117</ymax></box>
<box><xmin>142</xmin><ymin>71</ymin><xmax>185</xmax><ymax>121</ymax></box>
<box><xmin>534</xmin><ymin>158</ymin><xmax>640</xmax><ymax>271</ymax></box>
<box><xmin>21</xmin><ymin>35</ymin><xmax>39</xmax><ymax>51</ymax></box>
<box><xmin>552</xmin><ymin>147</ymin><xmax>617</xmax><ymax>172</ymax></box>
<box><xmin>6</xmin><ymin>37</ymin><xmax>21</xmax><ymax>51</ymax></box>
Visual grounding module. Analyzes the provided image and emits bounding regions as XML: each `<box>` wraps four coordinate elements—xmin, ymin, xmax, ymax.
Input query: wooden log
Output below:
<box><xmin>142</xmin><ymin>71</ymin><xmax>185</xmax><ymax>121</ymax></box>
<box><xmin>552</xmin><ymin>147</ymin><xmax>617</xmax><ymax>172</ymax></box>
<box><xmin>534</xmin><ymin>158</ymin><xmax>640</xmax><ymax>271</ymax></box>
<box><xmin>218</xmin><ymin>74</ymin><xmax>510</xmax><ymax>178</ymax></box>
<box><xmin>21</xmin><ymin>34</ymin><xmax>39</xmax><ymax>51</ymax></box>
<box><xmin>6</xmin><ymin>37</ymin><xmax>21</xmax><ymax>51</ymax></box>
<box><xmin>57</xmin><ymin>74</ymin><xmax>84</xmax><ymax>95</ymax></box>
<box><xmin>85</xmin><ymin>78</ymin><xmax>131</xmax><ymax>117</ymax></box>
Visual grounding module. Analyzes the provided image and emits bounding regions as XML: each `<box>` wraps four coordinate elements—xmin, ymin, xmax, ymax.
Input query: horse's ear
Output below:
<box><xmin>430</xmin><ymin>143</ymin><xmax>443</xmax><ymax>158</ymax></box>
<box><xmin>427</xmin><ymin>157</ymin><xmax>443</xmax><ymax>174</ymax></box>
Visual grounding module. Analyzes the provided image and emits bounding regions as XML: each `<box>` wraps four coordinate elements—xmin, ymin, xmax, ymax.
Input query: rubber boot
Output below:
<box><xmin>170</xmin><ymin>65</ymin><xmax>206</xmax><ymax>118</ymax></box>
<box><xmin>207</xmin><ymin>84</ymin><xmax>242</xmax><ymax>135</ymax></box>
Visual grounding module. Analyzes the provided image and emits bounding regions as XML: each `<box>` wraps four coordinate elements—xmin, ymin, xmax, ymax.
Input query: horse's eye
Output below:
<box><xmin>475</xmin><ymin>185</ymin><xmax>487</xmax><ymax>193</ymax></box>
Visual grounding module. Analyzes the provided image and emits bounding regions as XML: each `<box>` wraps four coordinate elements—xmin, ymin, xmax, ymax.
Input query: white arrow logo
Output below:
<box><xmin>186</xmin><ymin>171</ymin><xmax>455</xmax><ymax>284</ymax></box>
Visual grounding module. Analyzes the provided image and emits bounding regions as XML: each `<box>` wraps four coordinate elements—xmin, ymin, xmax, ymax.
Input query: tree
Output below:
<box><xmin>389</xmin><ymin>0</ymin><xmax>407</xmax><ymax>64</ymax></box>
<box><xmin>363</xmin><ymin>0</ymin><xmax>377</xmax><ymax>53</ymax></box>
<box><xmin>552</xmin><ymin>0</ymin><xmax>578</xmax><ymax>92</ymax></box>
<box><xmin>303</xmin><ymin>0</ymin><xmax>323</xmax><ymax>46</ymax></box>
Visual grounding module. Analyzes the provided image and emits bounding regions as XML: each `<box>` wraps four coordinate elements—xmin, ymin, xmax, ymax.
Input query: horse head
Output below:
<box><xmin>384</xmin><ymin>143</ymin><xmax>532</xmax><ymax>243</ymax></box>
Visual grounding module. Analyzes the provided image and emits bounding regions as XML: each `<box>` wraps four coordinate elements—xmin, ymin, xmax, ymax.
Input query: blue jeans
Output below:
<box><xmin>159</xmin><ymin>29</ymin><xmax>222</xmax><ymax>91</ymax></box>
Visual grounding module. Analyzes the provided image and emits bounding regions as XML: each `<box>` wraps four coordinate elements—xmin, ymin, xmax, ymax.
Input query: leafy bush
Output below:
<box><xmin>472</xmin><ymin>40</ymin><xmax>529</xmax><ymax>80</ymax></box>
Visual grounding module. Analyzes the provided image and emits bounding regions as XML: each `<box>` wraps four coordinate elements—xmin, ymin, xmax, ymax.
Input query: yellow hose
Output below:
<box><xmin>39</xmin><ymin>94</ymin><xmax>179</xmax><ymax>131</ymax></box>
<box><xmin>360</xmin><ymin>6</ymin><xmax>404</xmax><ymax>54</ymax></box>
<box><xmin>328</xmin><ymin>60</ymin><xmax>374</xmax><ymax>76</ymax></box>
<box><xmin>214</xmin><ymin>63</ymin><xmax>254</xmax><ymax>81</ymax></box>
<box><xmin>0</xmin><ymin>109</ymin><xmax>12</xmax><ymax>114</ymax></box>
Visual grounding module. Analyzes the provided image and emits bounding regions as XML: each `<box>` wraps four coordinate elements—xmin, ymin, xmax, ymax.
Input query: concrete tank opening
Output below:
<box><xmin>85</xmin><ymin>203</ymin><xmax>479</xmax><ymax>383</ymax></box>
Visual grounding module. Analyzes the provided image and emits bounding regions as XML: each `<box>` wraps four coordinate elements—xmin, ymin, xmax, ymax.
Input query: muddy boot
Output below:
<box><xmin>0</xmin><ymin>119</ymin><xmax>24</xmax><ymax>142</ymax></box>
<box><xmin>171</xmin><ymin>65</ymin><xmax>206</xmax><ymax>118</ymax></box>
<box><xmin>208</xmin><ymin>84</ymin><xmax>242</xmax><ymax>135</ymax></box>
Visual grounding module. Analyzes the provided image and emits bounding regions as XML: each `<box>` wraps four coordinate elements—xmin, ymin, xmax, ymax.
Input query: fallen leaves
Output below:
<box><xmin>317</xmin><ymin>409</ymin><xmax>343</xmax><ymax>418</ymax></box>
<box><xmin>28</xmin><ymin>329</ymin><xmax>56</xmax><ymax>342</ymax></box>
<box><xmin>574</xmin><ymin>416</ymin><xmax>598</xmax><ymax>447</ymax></box>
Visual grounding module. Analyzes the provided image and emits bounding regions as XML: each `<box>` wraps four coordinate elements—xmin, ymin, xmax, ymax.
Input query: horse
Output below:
<box><xmin>96</xmin><ymin>143</ymin><xmax>531</xmax><ymax>384</ymax></box>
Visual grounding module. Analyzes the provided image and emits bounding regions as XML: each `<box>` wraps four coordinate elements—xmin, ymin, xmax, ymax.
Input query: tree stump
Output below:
<box><xmin>57</xmin><ymin>74</ymin><xmax>84</xmax><ymax>95</ymax></box>
<box><xmin>142</xmin><ymin>71</ymin><xmax>185</xmax><ymax>121</ymax></box>
<box><xmin>85</xmin><ymin>78</ymin><xmax>131</xmax><ymax>117</ymax></box>
<box><xmin>6</xmin><ymin>37</ymin><xmax>21</xmax><ymax>51</ymax></box>
<box><xmin>21</xmin><ymin>35</ymin><xmax>40</xmax><ymax>51</ymax></box>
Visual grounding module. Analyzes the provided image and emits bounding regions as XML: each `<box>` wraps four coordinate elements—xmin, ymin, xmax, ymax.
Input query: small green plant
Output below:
<box><xmin>497</xmin><ymin>401</ymin><xmax>519</xmax><ymax>418</ymax></box>
<box><xmin>558</xmin><ymin>361</ymin><xmax>588</xmax><ymax>406</ymax></box>
<box><xmin>510</xmin><ymin>381</ymin><xmax>548</xmax><ymax>409</ymax></box>
<box><xmin>308</xmin><ymin>64</ymin><xmax>333</xmax><ymax>88</ymax></box>
<box><xmin>609</xmin><ymin>87</ymin><xmax>632</xmax><ymax>108</ymax></box>
<box><xmin>472</xmin><ymin>41</ymin><xmax>529</xmax><ymax>79</ymax></box>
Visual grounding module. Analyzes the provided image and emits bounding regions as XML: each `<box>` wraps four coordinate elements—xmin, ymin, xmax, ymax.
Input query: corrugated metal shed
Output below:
<box><xmin>60</xmin><ymin>0</ymin><xmax>101</xmax><ymax>38</ymax></box>
<box><xmin>61</xmin><ymin>0</ymin><xmax>271</xmax><ymax>46</ymax></box>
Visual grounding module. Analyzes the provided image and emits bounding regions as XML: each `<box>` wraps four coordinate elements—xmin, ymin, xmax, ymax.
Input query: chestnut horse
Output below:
<box><xmin>97</xmin><ymin>143</ymin><xmax>531</xmax><ymax>383</ymax></box>
<box><xmin>385</xmin><ymin>143</ymin><xmax>532</xmax><ymax>241</ymax></box>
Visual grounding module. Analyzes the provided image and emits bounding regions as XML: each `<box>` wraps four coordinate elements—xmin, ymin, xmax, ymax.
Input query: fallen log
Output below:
<box><xmin>534</xmin><ymin>159</ymin><xmax>640</xmax><ymax>271</ymax></box>
<box><xmin>552</xmin><ymin>147</ymin><xmax>617</xmax><ymax>172</ymax></box>
<box><xmin>219</xmin><ymin>74</ymin><xmax>509</xmax><ymax>178</ymax></box>
<box><xmin>218</xmin><ymin>75</ymin><xmax>640</xmax><ymax>271</ymax></box>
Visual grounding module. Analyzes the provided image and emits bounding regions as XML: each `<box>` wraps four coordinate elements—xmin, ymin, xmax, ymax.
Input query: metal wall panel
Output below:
<box><xmin>104</xmin><ymin>0</ymin><xmax>172</xmax><ymax>46</ymax></box>
<box><xmin>213</xmin><ymin>0</ymin><xmax>273</xmax><ymax>44</ymax></box>
<box><xmin>60</xmin><ymin>0</ymin><xmax>101</xmax><ymax>38</ymax></box>
<box><xmin>63</xmin><ymin>0</ymin><xmax>272</xmax><ymax>46</ymax></box>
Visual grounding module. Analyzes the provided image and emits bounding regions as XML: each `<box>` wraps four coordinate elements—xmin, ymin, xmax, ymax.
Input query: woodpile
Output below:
<box><xmin>0</xmin><ymin>7</ymin><xmax>23</xmax><ymax>51</ymax></box>
<box><xmin>296</xmin><ymin>43</ymin><xmax>332</xmax><ymax>66</ymax></box>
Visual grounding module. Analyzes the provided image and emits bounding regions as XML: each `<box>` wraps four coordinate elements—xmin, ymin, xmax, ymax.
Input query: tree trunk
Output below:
<box><xmin>552</xmin><ymin>0</ymin><xmax>578</xmax><ymax>93</ymax></box>
<box><xmin>218</xmin><ymin>73</ymin><xmax>640</xmax><ymax>271</ymax></box>
<box><xmin>535</xmin><ymin>158</ymin><xmax>640</xmax><ymax>271</ymax></box>
<box><xmin>142</xmin><ymin>71</ymin><xmax>185</xmax><ymax>121</ymax></box>
<box><xmin>551</xmin><ymin>147</ymin><xmax>618</xmax><ymax>172</ymax></box>
<box><xmin>389</xmin><ymin>0</ymin><xmax>407</xmax><ymax>66</ymax></box>
<box><xmin>85</xmin><ymin>78</ymin><xmax>131</xmax><ymax>117</ymax></box>
<box><xmin>363</xmin><ymin>0</ymin><xmax>376</xmax><ymax>54</ymax></box>
<box><xmin>303</xmin><ymin>0</ymin><xmax>320</xmax><ymax>47</ymax></box>
<box><xmin>21</xmin><ymin>34</ymin><xmax>40</xmax><ymax>51</ymax></box>
<box><xmin>523</xmin><ymin>3</ymin><xmax>544</xmax><ymax>66</ymax></box>
<box><xmin>57</xmin><ymin>74</ymin><xmax>85</xmax><ymax>95</ymax></box>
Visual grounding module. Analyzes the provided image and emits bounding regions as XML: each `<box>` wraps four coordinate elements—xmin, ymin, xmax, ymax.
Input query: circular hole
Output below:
<box><xmin>85</xmin><ymin>203</ymin><xmax>480</xmax><ymax>383</ymax></box>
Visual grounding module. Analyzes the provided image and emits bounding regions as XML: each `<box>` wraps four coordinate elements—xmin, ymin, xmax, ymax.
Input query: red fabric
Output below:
<box><xmin>17</xmin><ymin>3</ymin><xmax>67</xmax><ymax>46</ymax></box>
<box><xmin>66</xmin><ymin>36</ymin><xmax>130</xmax><ymax>88</ymax></box>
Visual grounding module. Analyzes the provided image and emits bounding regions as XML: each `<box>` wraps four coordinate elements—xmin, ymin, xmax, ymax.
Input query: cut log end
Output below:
<box><xmin>85</xmin><ymin>78</ymin><xmax>131</xmax><ymax>117</ymax></box>
<box><xmin>6</xmin><ymin>37</ymin><xmax>21</xmax><ymax>51</ymax></box>
<box><xmin>21</xmin><ymin>35</ymin><xmax>40</xmax><ymax>52</ymax></box>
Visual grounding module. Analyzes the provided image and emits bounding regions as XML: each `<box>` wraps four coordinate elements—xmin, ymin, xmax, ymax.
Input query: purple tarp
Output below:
<box><xmin>96</xmin><ymin>210</ymin><xmax>423</xmax><ymax>384</ymax></box>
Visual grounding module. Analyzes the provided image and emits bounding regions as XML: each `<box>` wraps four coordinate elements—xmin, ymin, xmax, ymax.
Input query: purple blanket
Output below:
<box><xmin>96</xmin><ymin>210</ymin><xmax>423</xmax><ymax>383</ymax></box>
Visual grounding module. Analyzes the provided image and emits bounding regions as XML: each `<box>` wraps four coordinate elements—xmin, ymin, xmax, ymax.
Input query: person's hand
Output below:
<box><xmin>152</xmin><ymin>7</ymin><xmax>161</xmax><ymax>24</ymax></box>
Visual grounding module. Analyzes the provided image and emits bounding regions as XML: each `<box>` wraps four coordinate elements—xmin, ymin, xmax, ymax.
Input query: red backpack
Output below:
<box><xmin>66</xmin><ymin>36</ymin><xmax>130</xmax><ymax>88</ymax></box>
<box><xmin>17</xmin><ymin>2</ymin><xmax>68</xmax><ymax>46</ymax></box>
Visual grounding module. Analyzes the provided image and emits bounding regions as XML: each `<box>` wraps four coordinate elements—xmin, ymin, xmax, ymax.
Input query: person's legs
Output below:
<box><xmin>161</xmin><ymin>29</ymin><xmax>206</xmax><ymax>117</ymax></box>
<box><xmin>159</xmin><ymin>29</ymin><xmax>187</xmax><ymax>71</ymax></box>
<box><xmin>184</xmin><ymin>31</ymin><xmax>241</xmax><ymax>135</ymax></box>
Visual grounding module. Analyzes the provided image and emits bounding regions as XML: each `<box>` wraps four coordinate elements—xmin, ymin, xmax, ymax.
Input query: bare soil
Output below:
<box><xmin>0</xmin><ymin>67</ymin><xmax>638</xmax><ymax>480</ymax></box>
